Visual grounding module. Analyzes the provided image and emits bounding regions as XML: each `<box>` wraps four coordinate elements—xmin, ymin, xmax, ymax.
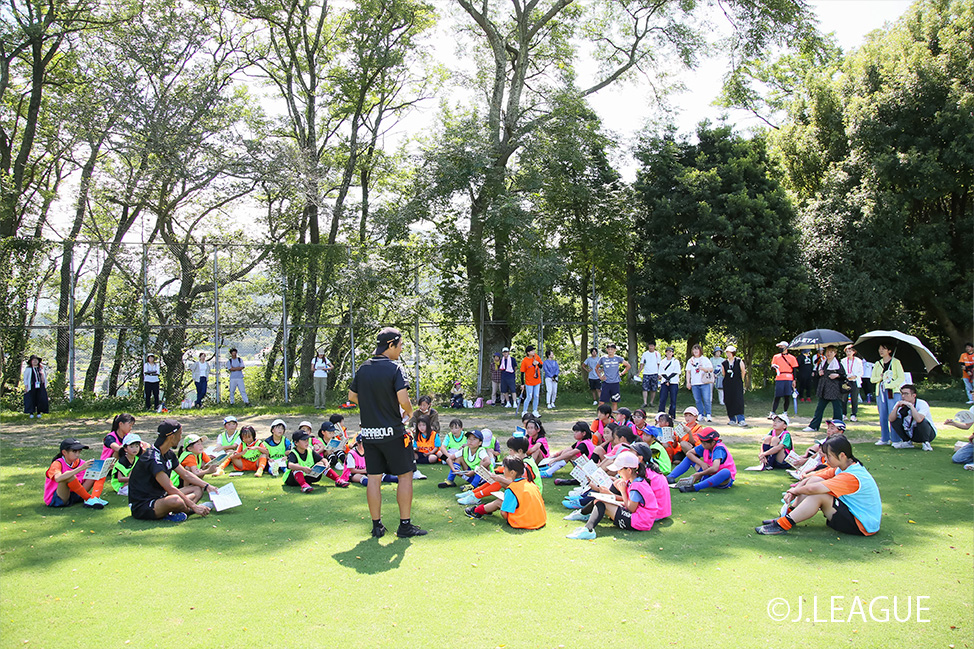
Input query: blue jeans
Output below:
<box><xmin>691</xmin><ymin>384</ymin><xmax>712</xmax><ymax>417</ymax></box>
<box><xmin>952</xmin><ymin>442</ymin><xmax>973</xmax><ymax>464</ymax></box>
<box><xmin>659</xmin><ymin>384</ymin><xmax>678</xmax><ymax>418</ymax></box>
<box><xmin>877</xmin><ymin>390</ymin><xmax>902</xmax><ymax>442</ymax></box>
<box><xmin>964</xmin><ymin>378</ymin><xmax>973</xmax><ymax>402</ymax></box>
<box><xmin>195</xmin><ymin>377</ymin><xmax>207</xmax><ymax>407</ymax></box>
<box><xmin>522</xmin><ymin>383</ymin><xmax>540</xmax><ymax>414</ymax></box>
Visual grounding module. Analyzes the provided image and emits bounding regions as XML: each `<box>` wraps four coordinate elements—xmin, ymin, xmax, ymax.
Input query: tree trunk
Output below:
<box><xmin>626</xmin><ymin>259</ymin><xmax>638</xmax><ymax>370</ymax></box>
<box><xmin>580</xmin><ymin>266</ymin><xmax>590</xmax><ymax>363</ymax></box>
<box><xmin>107</xmin><ymin>327</ymin><xmax>127</xmax><ymax>396</ymax></box>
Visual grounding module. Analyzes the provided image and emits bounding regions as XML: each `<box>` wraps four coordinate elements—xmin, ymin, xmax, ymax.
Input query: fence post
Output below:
<box><xmin>142</xmin><ymin>243</ymin><xmax>149</xmax><ymax>362</ymax></box>
<box><xmin>213</xmin><ymin>244</ymin><xmax>220</xmax><ymax>404</ymax></box>
<box><xmin>282</xmin><ymin>271</ymin><xmax>289</xmax><ymax>404</ymax></box>
<box><xmin>591</xmin><ymin>264</ymin><xmax>599</xmax><ymax>351</ymax></box>
<box><xmin>68</xmin><ymin>241</ymin><xmax>75</xmax><ymax>402</ymax></box>
<box><xmin>476</xmin><ymin>300</ymin><xmax>484</xmax><ymax>396</ymax></box>
<box><xmin>414</xmin><ymin>262</ymin><xmax>420</xmax><ymax>401</ymax></box>
<box><xmin>348</xmin><ymin>245</ymin><xmax>357</xmax><ymax>380</ymax></box>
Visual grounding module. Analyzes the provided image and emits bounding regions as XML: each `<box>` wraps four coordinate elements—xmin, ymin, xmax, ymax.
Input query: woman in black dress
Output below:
<box><xmin>722</xmin><ymin>345</ymin><xmax>747</xmax><ymax>427</ymax></box>
<box><xmin>22</xmin><ymin>355</ymin><xmax>50</xmax><ymax>418</ymax></box>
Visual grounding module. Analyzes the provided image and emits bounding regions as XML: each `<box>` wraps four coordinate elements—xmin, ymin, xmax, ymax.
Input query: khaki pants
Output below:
<box><xmin>314</xmin><ymin>376</ymin><xmax>328</xmax><ymax>407</ymax></box>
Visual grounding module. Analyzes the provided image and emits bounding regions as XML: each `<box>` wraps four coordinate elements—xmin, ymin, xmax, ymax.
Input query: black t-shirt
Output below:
<box><xmin>286</xmin><ymin>448</ymin><xmax>323</xmax><ymax>466</ymax></box>
<box><xmin>128</xmin><ymin>445</ymin><xmax>178</xmax><ymax>504</ymax></box>
<box><xmin>349</xmin><ymin>355</ymin><xmax>409</xmax><ymax>434</ymax></box>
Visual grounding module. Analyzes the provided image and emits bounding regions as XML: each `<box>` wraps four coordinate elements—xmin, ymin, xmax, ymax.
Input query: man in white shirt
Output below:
<box><xmin>890</xmin><ymin>384</ymin><xmax>937</xmax><ymax>451</ymax></box>
<box><xmin>637</xmin><ymin>342</ymin><xmax>661</xmax><ymax>410</ymax></box>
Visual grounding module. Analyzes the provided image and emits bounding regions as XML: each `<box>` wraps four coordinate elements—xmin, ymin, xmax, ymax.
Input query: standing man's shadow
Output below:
<box><xmin>333</xmin><ymin>537</ymin><xmax>411</xmax><ymax>574</ymax></box>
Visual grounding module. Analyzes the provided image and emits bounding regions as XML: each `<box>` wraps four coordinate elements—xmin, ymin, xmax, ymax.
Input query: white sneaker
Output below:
<box><xmin>875</xmin><ymin>440</ymin><xmax>890</xmax><ymax>446</ymax></box>
<box><xmin>593</xmin><ymin>400</ymin><xmax>598</xmax><ymax>406</ymax></box>
<box><xmin>564</xmin><ymin>510</ymin><xmax>588</xmax><ymax>522</ymax></box>
<box><xmin>967</xmin><ymin>400</ymin><xmax>974</xmax><ymax>405</ymax></box>
<box><xmin>705</xmin><ymin>415</ymin><xmax>712</xmax><ymax>422</ymax></box>
<box><xmin>768</xmin><ymin>412</ymin><xmax>776</xmax><ymax>419</ymax></box>
<box><xmin>892</xmin><ymin>441</ymin><xmax>914</xmax><ymax>449</ymax></box>
<box><xmin>412</xmin><ymin>469</ymin><xmax>427</xmax><ymax>480</ymax></box>
<box><xmin>921</xmin><ymin>442</ymin><xmax>933</xmax><ymax>451</ymax></box>
<box><xmin>29</xmin><ymin>414</ymin><xmax>34</xmax><ymax>418</ymax></box>
<box><xmin>964</xmin><ymin>463</ymin><xmax>974</xmax><ymax>471</ymax></box>
<box><xmin>850</xmin><ymin>415</ymin><xmax>857</xmax><ymax>422</ymax></box>
<box><xmin>532</xmin><ymin>411</ymin><xmax>540</xmax><ymax>418</ymax></box>
<box><xmin>566</xmin><ymin>526</ymin><xmax>596</xmax><ymax>540</ymax></box>
<box><xmin>802</xmin><ymin>426</ymin><xmax>817</xmax><ymax>432</ymax></box>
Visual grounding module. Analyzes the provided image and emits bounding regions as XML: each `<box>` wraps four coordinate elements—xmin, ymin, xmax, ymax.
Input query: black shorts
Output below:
<box><xmin>826</xmin><ymin>498</ymin><xmax>867</xmax><ymax>536</ymax></box>
<box><xmin>415</xmin><ymin>451</ymin><xmax>442</xmax><ymax>464</ymax></box>
<box><xmin>588</xmin><ymin>378</ymin><xmax>601</xmax><ymax>391</ymax></box>
<box><xmin>501</xmin><ymin>374</ymin><xmax>516</xmax><ymax>393</ymax></box>
<box><xmin>364</xmin><ymin>435</ymin><xmax>415</xmax><ymax>476</ymax></box>
<box><xmin>130</xmin><ymin>498</ymin><xmax>159</xmax><ymax>521</ymax></box>
<box><xmin>600</xmin><ymin>382</ymin><xmax>621</xmax><ymax>403</ymax></box>
<box><xmin>613</xmin><ymin>507</ymin><xmax>634</xmax><ymax>530</ymax></box>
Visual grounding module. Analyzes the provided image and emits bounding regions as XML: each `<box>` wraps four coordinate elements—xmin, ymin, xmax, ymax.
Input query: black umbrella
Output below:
<box><xmin>788</xmin><ymin>329</ymin><xmax>853</xmax><ymax>350</ymax></box>
<box><xmin>853</xmin><ymin>330</ymin><xmax>940</xmax><ymax>376</ymax></box>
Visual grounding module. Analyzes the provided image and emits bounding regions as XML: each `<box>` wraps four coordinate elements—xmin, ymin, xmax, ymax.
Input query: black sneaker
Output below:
<box><xmin>677</xmin><ymin>483</ymin><xmax>695</xmax><ymax>493</ymax></box>
<box><xmin>553</xmin><ymin>478</ymin><xmax>580</xmax><ymax>486</ymax></box>
<box><xmin>464</xmin><ymin>507</ymin><xmax>482</xmax><ymax>519</ymax></box>
<box><xmin>666</xmin><ymin>475</ymin><xmax>676</xmax><ymax>485</ymax></box>
<box><xmin>756</xmin><ymin>521</ymin><xmax>788</xmax><ymax>535</ymax></box>
<box><xmin>396</xmin><ymin>522</ymin><xmax>428</xmax><ymax>538</ymax></box>
<box><xmin>371</xmin><ymin>523</ymin><xmax>387</xmax><ymax>539</ymax></box>
<box><xmin>437</xmin><ymin>481</ymin><xmax>456</xmax><ymax>489</ymax></box>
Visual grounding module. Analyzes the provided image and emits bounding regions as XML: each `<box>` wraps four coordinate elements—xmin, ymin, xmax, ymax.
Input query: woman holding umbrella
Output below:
<box><xmin>803</xmin><ymin>345</ymin><xmax>847</xmax><ymax>433</ymax></box>
<box><xmin>870</xmin><ymin>344</ymin><xmax>906</xmax><ymax>446</ymax></box>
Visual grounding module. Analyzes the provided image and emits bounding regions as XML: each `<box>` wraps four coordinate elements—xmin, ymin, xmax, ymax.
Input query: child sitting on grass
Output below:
<box><xmin>264</xmin><ymin>419</ymin><xmax>292</xmax><ymax>476</ymax></box>
<box><xmin>222</xmin><ymin>425</ymin><xmax>268</xmax><ymax>476</ymax></box>
<box><xmin>566</xmin><ymin>451</ymin><xmax>660</xmax><ymax>540</ymax></box>
<box><xmin>177</xmin><ymin>434</ymin><xmax>221</xmax><ymax>479</ymax></box>
<box><xmin>590</xmin><ymin>404</ymin><xmax>613</xmax><ymax>445</ymax></box>
<box><xmin>449</xmin><ymin>430</ymin><xmax>492</xmax><ymax>489</ymax></box>
<box><xmin>314</xmin><ymin>421</ymin><xmax>347</xmax><ymax>470</ymax></box>
<box><xmin>450</xmin><ymin>381</ymin><xmax>465</xmax><ymax>408</ymax></box>
<box><xmin>633</xmin><ymin>426</ymin><xmax>671</xmax><ymax>475</ymax></box>
<box><xmin>758</xmin><ymin>413</ymin><xmax>794</xmax><ymax>470</ymax></box>
<box><xmin>795</xmin><ymin>419</ymin><xmax>845</xmax><ymax>476</ymax></box>
<box><xmin>458</xmin><ymin>435</ymin><xmax>543</xmax><ymax>507</ymax></box>
<box><xmin>756</xmin><ymin>435</ymin><xmax>881</xmax><ymax>536</ymax></box>
<box><xmin>525</xmin><ymin>418</ymin><xmax>549</xmax><ymax>464</ymax></box>
<box><xmin>413</xmin><ymin>414</ymin><xmax>443</xmax><ymax>465</ymax></box>
<box><xmin>540</xmin><ymin>421</ymin><xmax>598</xmax><ymax>482</ymax></box>
<box><xmin>437</xmin><ymin>419</ymin><xmax>468</xmax><ymax>488</ymax></box>
<box><xmin>217</xmin><ymin>415</ymin><xmax>240</xmax><ymax>451</ymax></box>
<box><xmin>283</xmin><ymin>430</ymin><xmax>326</xmax><ymax>493</ymax></box>
<box><xmin>44</xmin><ymin>439</ymin><xmax>109</xmax><ymax>509</ymax></box>
<box><xmin>465</xmin><ymin>456</ymin><xmax>546</xmax><ymax>529</ymax></box>
<box><xmin>666</xmin><ymin>428</ymin><xmax>737</xmax><ymax>493</ymax></box>
<box><xmin>341</xmin><ymin>436</ymin><xmax>399</xmax><ymax>486</ymax></box>
<box><xmin>110</xmin><ymin>433</ymin><xmax>144</xmax><ymax>496</ymax></box>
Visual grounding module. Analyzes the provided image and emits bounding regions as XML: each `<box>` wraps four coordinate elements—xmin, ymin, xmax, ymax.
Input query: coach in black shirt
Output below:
<box><xmin>128</xmin><ymin>419</ymin><xmax>217</xmax><ymax>522</ymax></box>
<box><xmin>349</xmin><ymin>327</ymin><xmax>427</xmax><ymax>539</ymax></box>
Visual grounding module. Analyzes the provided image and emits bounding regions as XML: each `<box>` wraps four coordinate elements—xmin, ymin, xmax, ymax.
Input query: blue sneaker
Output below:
<box><xmin>562</xmin><ymin>498</ymin><xmax>582</xmax><ymax>509</ymax></box>
<box><xmin>564</xmin><ymin>510</ymin><xmax>588</xmax><ymax>522</ymax></box>
<box><xmin>566</xmin><ymin>526</ymin><xmax>596</xmax><ymax>540</ymax></box>
<box><xmin>164</xmin><ymin>512</ymin><xmax>188</xmax><ymax>523</ymax></box>
<box><xmin>83</xmin><ymin>497</ymin><xmax>105</xmax><ymax>509</ymax></box>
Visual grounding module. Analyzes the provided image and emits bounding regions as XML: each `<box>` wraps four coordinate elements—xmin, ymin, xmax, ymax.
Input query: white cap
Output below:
<box><xmin>298</xmin><ymin>420</ymin><xmax>313</xmax><ymax>430</ymax></box>
<box><xmin>683</xmin><ymin>406</ymin><xmax>699</xmax><ymax>417</ymax></box>
<box><xmin>776</xmin><ymin>341</ymin><xmax>789</xmax><ymax>348</ymax></box>
<box><xmin>223</xmin><ymin>415</ymin><xmax>237</xmax><ymax>424</ymax></box>
<box><xmin>608</xmin><ymin>451</ymin><xmax>640</xmax><ymax>472</ymax></box>
<box><xmin>271</xmin><ymin>419</ymin><xmax>287</xmax><ymax>429</ymax></box>
<box><xmin>502</xmin><ymin>347</ymin><xmax>510</xmax><ymax>352</ymax></box>
<box><xmin>772</xmin><ymin>412</ymin><xmax>790</xmax><ymax>425</ymax></box>
<box><xmin>121</xmin><ymin>433</ymin><xmax>142</xmax><ymax>446</ymax></box>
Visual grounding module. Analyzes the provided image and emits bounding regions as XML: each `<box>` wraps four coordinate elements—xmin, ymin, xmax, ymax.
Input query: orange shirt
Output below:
<box><xmin>771</xmin><ymin>353</ymin><xmax>799</xmax><ymax>381</ymax></box>
<box><xmin>520</xmin><ymin>356</ymin><xmax>542</xmax><ymax>386</ymax></box>
<box><xmin>960</xmin><ymin>353</ymin><xmax>974</xmax><ymax>380</ymax></box>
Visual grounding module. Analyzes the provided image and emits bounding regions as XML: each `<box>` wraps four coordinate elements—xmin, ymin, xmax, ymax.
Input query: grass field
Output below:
<box><xmin>1</xmin><ymin>389</ymin><xmax>972</xmax><ymax>649</ymax></box>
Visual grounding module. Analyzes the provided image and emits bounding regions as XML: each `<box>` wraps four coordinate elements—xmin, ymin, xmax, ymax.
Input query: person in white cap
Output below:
<box><xmin>143</xmin><ymin>353</ymin><xmax>161</xmax><ymax>411</ymax></box>
<box><xmin>758</xmin><ymin>413</ymin><xmax>795</xmax><ymax>470</ymax></box>
<box><xmin>499</xmin><ymin>347</ymin><xmax>517</xmax><ymax>408</ymax></box>
<box><xmin>769</xmin><ymin>341</ymin><xmax>798</xmax><ymax>419</ymax></box>
<box><xmin>217</xmin><ymin>415</ymin><xmax>240</xmax><ymax>451</ymax></box>
<box><xmin>566</xmin><ymin>451</ymin><xmax>663</xmax><ymax>540</ymax></box>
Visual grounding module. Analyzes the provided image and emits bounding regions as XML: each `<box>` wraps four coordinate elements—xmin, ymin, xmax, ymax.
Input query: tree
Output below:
<box><xmin>632</xmin><ymin>123</ymin><xmax>808</xmax><ymax>361</ymax></box>
<box><xmin>418</xmin><ymin>0</ymin><xmax>818</xmax><ymax>389</ymax></box>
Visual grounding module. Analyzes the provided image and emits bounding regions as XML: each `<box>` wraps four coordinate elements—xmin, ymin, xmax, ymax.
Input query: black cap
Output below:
<box><xmin>59</xmin><ymin>438</ymin><xmax>89</xmax><ymax>452</ymax></box>
<box><xmin>318</xmin><ymin>421</ymin><xmax>336</xmax><ymax>433</ymax></box>
<box><xmin>157</xmin><ymin>419</ymin><xmax>181</xmax><ymax>436</ymax></box>
<box><xmin>375</xmin><ymin>327</ymin><xmax>402</xmax><ymax>354</ymax></box>
<box><xmin>292</xmin><ymin>431</ymin><xmax>311</xmax><ymax>442</ymax></box>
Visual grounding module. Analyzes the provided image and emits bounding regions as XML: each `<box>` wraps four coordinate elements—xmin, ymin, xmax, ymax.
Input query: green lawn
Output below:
<box><xmin>1</xmin><ymin>395</ymin><xmax>972</xmax><ymax>648</ymax></box>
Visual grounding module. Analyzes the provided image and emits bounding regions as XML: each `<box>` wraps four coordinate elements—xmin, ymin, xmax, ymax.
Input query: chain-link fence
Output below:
<box><xmin>3</xmin><ymin>239</ymin><xmax>631</xmax><ymax>408</ymax></box>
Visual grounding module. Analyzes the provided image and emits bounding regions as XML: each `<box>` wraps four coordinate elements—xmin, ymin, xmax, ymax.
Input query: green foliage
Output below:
<box><xmin>633</xmin><ymin>123</ymin><xmax>809</xmax><ymax>348</ymax></box>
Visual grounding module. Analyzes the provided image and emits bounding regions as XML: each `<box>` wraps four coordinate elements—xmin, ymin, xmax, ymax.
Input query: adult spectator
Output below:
<box><xmin>22</xmin><ymin>355</ymin><xmax>49</xmax><ymax>418</ymax></box>
<box><xmin>143</xmin><ymin>353</ymin><xmax>161</xmax><ymax>411</ymax></box>
<box><xmin>944</xmin><ymin>407</ymin><xmax>974</xmax><ymax>469</ymax></box>
<box><xmin>489</xmin><ymin>352</ymin><xmax>502</xmax><ymax>405</ymax></box>
<box><xmin>803</xmin><ymin>345</ymin><xmax>846</xmax><ymax>433</ymax></box>
<box><xmin>543</xmin><ymin>349</ymin><xmax>560</xmax><ymax>409</ymax></box>
<box><xmin>769</xmin><ymin>341</ymin><xmax>798</xmax><ymax>417</ymax></box>
<box><xmin>408</xmin><ymin>395</ymin><xmax>441</xmax><ymax>433</ymax></box>
<box><xmin>312</xmin><ymin>350</ymin><xmax>333</xmax><ymax>409</ymax></box>
<box><xmin>658</xmin><ymin>346</ymin><xmax>681</xmax><ymax>419</ymax></box>
<box><xmin>710</xmin><ymin>347</ymin><xmax>724</xmax><ymax>406</ymax></box>
<box><xmin>685</xmin><ymin>344</ymin><xmax>714</xmax><ymax>422</ymax></box>
<box><xmin>638</xmin><ymin>341</ymin><xmax>661</xmax><ymax>410</ymax></box>
<box><xmin>348</xmin><ymin>327</ymin><xmax>426</xmax><ymax>539</ymax></box>
<box><xmin>722</xmin><ymin>345</ymin><xmax>747</xmax><ymax>427</ymax></box>
<box><xmin>960</xmin><ymin>342</ymin><xmax>974</xmax><ymax>404</ymax></box>
<box><xmin>841</xmin><ymin>345</ymin><xmax>864</xmax><ymax>422</ymax></box>
<box><xmin>596</xmin><ymin>343</ymin><xmax>630</xmax><ymax>412</ymax></box>
<box><xmin>190</xmin><ymin>352</ymin><xmax>209</xmax><ymax>408</ymax></box>
<box><xmin>889</xmin><ymin>384</ymin><xmax>937</xmax><ymax>451</ymax></box>
<box><xmin>581</xmin><ymin>347</ymin><xmax>601</xmax><ymax>406</ymax></box>
<box><xmin>796</xmin><ymin>349</ymin><xmax>814</xmax><ymax>402</ymax></box>
<box><xmin>226</xmin><ymin>348</ymin><xmax>250</xmax><ymax>406</ymax></box>
<box><xmin>499</xmin><ymin>347</ymin><xmax>517</xmax><ymax>408</ymax></box>
<box><xmin>870</xmin><ymin>343</ymin><xmax>905</xmax><ymax>446</ymax></box>
<box><xmin>861</xmin><ymin>357</ymin><xmax>875</xmax><ymax>404</ymax></box>
<box><xmin>128</xmin><ymin>419</ymin><xmax>217</xmax><ymax>522</ymax></box>
<box><xmin>520</xmin><ymin>345</ymin><xmax>543</xmax><ymax>417</ymax></box>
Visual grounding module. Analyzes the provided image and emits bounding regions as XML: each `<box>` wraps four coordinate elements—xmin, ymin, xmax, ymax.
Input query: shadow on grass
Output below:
<box><xmin>333</xmin><ymin>536</ymin><xmax>411</xmax><ymax>574</ymax></box>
